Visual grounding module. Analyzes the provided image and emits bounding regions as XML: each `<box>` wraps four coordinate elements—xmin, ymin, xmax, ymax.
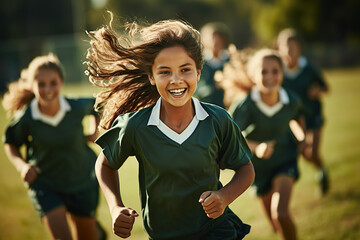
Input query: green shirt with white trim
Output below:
<box><xmin>282</xmin><ymin>57</ymin><xmax>327</xmax><ymax>121</ymax></box>
<box><xmin>3</xmin><ymin>96</ymin><xmax>98</xmax><ymax>192</ymax></box>
<box><xmin>96</xmin><ymin>97</ymin><xmax>252</xmax><ymax>239</ymax></box>
<box><xmin>229</xmin><ymin>87</ymin><xmax>302</xmax><ymax>166</ymax></box>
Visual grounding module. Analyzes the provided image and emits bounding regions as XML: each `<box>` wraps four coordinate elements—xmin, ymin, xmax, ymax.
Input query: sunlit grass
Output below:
<box><xmin>1</xmin><ymin>67</ymin><xmax>360</xmax><ymax>239</ymax></box>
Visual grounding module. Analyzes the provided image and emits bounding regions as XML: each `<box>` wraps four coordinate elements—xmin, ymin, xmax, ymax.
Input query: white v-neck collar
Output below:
<box><xmin>284</xmin><ymin>56</ymin><xmax>307</xmax><ymax>79</ymax></box>
<box><xmin>31</xmin><ymin>95</ymin><xmax>71</xmax><ymax>127</ymax></box>
<box><xmin>204</xmin><ymin>49</ymin><xmax>230</xmax><ymax>69</ymax></box>
<box><xmin>147</xmin><ymin>97</ymin><xmax>209</xmax><ymax>144</ymax></box>
<box><xmin>251</xmin><ymin>87</ymin><xmax>289</xmax><ymax>117</ymax></box>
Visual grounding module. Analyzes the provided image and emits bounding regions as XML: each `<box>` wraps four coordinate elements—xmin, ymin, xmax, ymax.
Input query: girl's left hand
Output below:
<box><xmin>308</xmin><ymin>86</ymin><xmax>322</xmax><ymax>99</ymax></box>
<box><xmin>199</xmin><ymin>191</ymin><xmax>226</xmax><ymax>219</ymax></box>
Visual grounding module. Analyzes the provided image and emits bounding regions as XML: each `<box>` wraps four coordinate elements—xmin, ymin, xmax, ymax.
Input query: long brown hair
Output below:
<box><xmin>85</xmin><ymin>12</ymin><xmax>203</xmax><ymax>130</ymax></box>
<box><xmin>2</xmin><ymin>53</ymin><xmax>64</xmax><ymax>116</ymax></box>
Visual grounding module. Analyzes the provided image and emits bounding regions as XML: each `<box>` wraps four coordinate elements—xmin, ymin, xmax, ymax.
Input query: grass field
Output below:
<box><xmin>0</xmin><ymin>67</ymin><xmax>359</xmax><ymax>240</ymax></box>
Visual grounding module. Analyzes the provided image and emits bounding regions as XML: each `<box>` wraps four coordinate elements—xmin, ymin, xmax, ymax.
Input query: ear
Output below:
<box><xmin>148</xmin><ymin>74</ymin><xmax>156</xmax><ymax>85</ymax></box>
<box><xmin>196</xmin><ymin>70</ymin><xmax>201</xmax><ymax>82</ymax></box>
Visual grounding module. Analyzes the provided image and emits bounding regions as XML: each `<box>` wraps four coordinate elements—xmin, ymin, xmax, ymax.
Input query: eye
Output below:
<box><xmin>261</xmin><ymin>69</ymin><xmax>267</xmax><ymax>75</ymax></box>
<box><xmin>38</xmin><ymin>82</ymin><xmax>46</xmax><ymax>88</ymax></box>
<box><xmin>181</xmin><ymin>67</ymin><xmax>191</xmax><ymax>73</ymax></box>
<box><xmin>50</xmin><ymin>79</ymin><xmax>58</xmax><ymax>86</ymax></box>
<box><xmin>159</xmin><ymin>70</ymin><xmax>170</xmax><ymax>75</ymax></box>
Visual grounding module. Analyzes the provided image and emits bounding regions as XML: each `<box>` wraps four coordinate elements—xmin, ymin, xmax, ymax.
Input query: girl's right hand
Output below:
<box><xmin>255</xmin><ymin>141</ymin><xmax>275</xmax><ymax>159</ymax></box>
<box><xmin>111</xmin><ymin>206</ymin><xmax>139</xmax><ymax>238</ymax></box>
<box><xmin>21</xmin><ymin>164</ymin><xmax>40</xmax><ymax>184</ymax></box>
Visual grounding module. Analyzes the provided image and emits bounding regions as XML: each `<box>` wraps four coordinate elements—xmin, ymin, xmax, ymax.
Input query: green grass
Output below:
<box><xmin>1</xmin><ymin>67</ymin><xmax>360</xmax><ymax>239</ymax></box>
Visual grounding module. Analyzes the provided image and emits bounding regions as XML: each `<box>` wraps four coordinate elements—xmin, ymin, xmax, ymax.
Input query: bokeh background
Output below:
<box><xmin>1</xmin><ymin>0</ymin><xmax>359</xmax><ymax>90</ymax></box>
<box><xmin>1</xmin><ymin>1</ymin><xmax>360</xmax><ymax>239</ymax></box>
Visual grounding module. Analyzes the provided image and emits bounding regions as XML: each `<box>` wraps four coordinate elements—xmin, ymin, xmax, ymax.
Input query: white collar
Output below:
<box><xmin>148</xmin><ymin>97</ymin><xmax>208</xmax><ymax>126</ymax></box>
<box><xmin>251</xmin><ymin>87</ymin><xmax>289</xmax><ymax>104</ymax></box>
<box><xmin>31</xmin><ymin>95</ymin><xmax>71</xmax><ymax>126</ymax></box>
<box><xmin>284</xmin><ymin>56</ymin><xmax>307</xmax><ymax>79</ymax></box>
<box><xmin>251</xmin><ymin>87</ymin><xmax>289</xmax><ymax>117</ymax></box>
<box><xmin>203</xmin><ymin>49</ymin><xmax>229</xmax><ymax>68</ymax></box>
<box><xmin>147</xmin><ymin>97</ymin><xmax>209</xmax><ymax>144</ymax></box>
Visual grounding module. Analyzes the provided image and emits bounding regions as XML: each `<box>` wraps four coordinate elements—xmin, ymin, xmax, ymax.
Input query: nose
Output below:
<box><xmin>170</xmin><ymin>73</ymin><xmax>182</xmax><ymax>84</ymax></box>
<box><xmin>43</xmin><ymin>85</ymin><xmax>54</xmax><ymax>94</ymax></box>
<box><xmin>44</xmin><ymin>85</ymin><xmax>52</xmax><ymax>92</ymax></box>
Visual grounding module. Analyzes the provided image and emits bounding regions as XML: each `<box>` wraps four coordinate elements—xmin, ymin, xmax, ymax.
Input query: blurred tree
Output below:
<box><xmin>0</xmin><ymin>0</ymin><xmax>359</xmax><ymax>92</ymax></box>
<box><xmin>246</xmin><ymin>0</ymin><xmax>360</xmax><ymax>45</ymax></box>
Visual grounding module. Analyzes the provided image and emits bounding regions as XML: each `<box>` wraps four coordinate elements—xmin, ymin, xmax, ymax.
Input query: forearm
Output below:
<box><xmin>85</xmin><ymin>115</ymin><xmax>100</xmax><ymax>143</ymax></box>
<box><xmin>95</xmin><ymin>152</ymin><xmax>125</xmax><ymax>212</ymax></box>
<box><xmin>219</xmin><ymin>161</ymin><xmax>255</xmax><ymax>206</ymax></box>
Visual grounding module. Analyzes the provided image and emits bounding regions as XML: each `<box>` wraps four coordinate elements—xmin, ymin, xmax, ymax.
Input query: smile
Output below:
<box><xmin>169</xmin><ymin>88</ymin><xmax>186</xmax><ymax>96</ymax></box>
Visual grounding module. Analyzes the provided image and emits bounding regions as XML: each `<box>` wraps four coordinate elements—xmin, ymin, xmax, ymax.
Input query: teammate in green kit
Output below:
<box><xmin>276</xmin><ymin>28</ymin><xmax>330</xmax><ymax>195</ymax></box>
<box><xmin>194</xmin><ymin>22</ymin><xmax>231</xmax><ymax>109</ymax></box>
<box><xmin>85</xmin><ymin>12</ymin><xmax>255</xmax><ymax>240</ymax></box>
<box><xmin>225</xmin><ymin>49</ymin><xmax>305</xmax><ymax>240</ymax></box>
<box><xmin>3</xmin><ymin>54</ymin><xmax>106</xmax><ymax>240</ymax></box>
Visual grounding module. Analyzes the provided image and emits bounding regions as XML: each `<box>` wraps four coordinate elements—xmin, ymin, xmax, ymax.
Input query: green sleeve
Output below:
<box><xmin>3</xmin><ymin>109</ymin><xmax>28</xmax><ymax>147</ymax></box>
<box><xmin>218</xmin><ymin>112</ymin><xmax>252</xmax><ymax>171</ymax></box>
<box><xmin>230</xmin><ymin>97</ymin><xmax>252</xmax><ymax>133</ymax></box>
<box><xmin>289</xmin><ymin>90</ymin><xmax>306</xmax><ymax>120</ymax></box>
<box><xmin>95</xmin><ymin>113</ymin><xmax>135</xmax><ymax>169</ymax></box>
<box><xmin>310</xmin><ymin>64</ymin><xmax>327</xmax><ymax>89</ymax></box>
<box><xmin>79</xmin><ymin>97</ymin><xmax>97</xmax><ymax>116</ymax></box>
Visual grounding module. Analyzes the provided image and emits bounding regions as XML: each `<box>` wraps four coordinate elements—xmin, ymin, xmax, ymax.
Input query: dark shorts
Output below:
<box><xmin>204</xmin><ymin>208</ymin><xmax>251</xmax><ymax>240</ymax></box>
<box><xmin>27</xmin><ymin>185</ymin><xmax>99</xmax><ymax>218</ymax></box>
<box><xmin>151</xmin><ymin>208</ymin><xmax>250</xmax><ymax>240</ymax></box>
<box><xmin>252</xmin><ymin>159</ymin><xmax>299</xmax><ymax>196</ymax></box>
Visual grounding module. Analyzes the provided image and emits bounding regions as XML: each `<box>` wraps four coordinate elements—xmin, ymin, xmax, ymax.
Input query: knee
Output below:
<box><xmin>272</xmin><ymin>208</ymin><xmax>290</xmax><ymax>223</ymax></box>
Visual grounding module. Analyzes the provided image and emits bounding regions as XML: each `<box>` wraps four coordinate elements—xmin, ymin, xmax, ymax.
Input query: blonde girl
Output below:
<box><xmin>227</xmin><ymin>49</ymin><xmax>304</xmax><ymax>240</ymax></box>
<box><xmin>3</xmin><ymin>54</ymin><xmax>105</xmax><ymax>240</ymax></box>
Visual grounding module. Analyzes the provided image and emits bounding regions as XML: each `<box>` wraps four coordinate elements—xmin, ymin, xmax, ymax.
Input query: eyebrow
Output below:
<box><xmin>156</xmin><ymin>63</ymin><xmax>193</xmax><ymax>70</ymax></box>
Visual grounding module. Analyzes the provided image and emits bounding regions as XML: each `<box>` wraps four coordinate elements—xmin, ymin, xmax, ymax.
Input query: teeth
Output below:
<box><xmin>169</xmin><ymin>88</ymin><xmax>186</xmax><ymax>95</ymax></box>
<box><xmin>169</xmin><ymin>88</ymin><xmax>185</xmax><ymax>93</ymax></box>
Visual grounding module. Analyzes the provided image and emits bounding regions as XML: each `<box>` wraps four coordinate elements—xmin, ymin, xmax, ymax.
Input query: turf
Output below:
<box><xmin>0</xmin><ymin>67</ymin><xmax>359</xmax><ymax>239</ymax></box>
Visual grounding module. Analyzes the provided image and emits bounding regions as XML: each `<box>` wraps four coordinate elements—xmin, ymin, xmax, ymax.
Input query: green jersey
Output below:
<box><xmin>194</xmin><ymin>50</ymin><xmax>230</xmax><ymax>108</ymax></box>
<box><xmin>3</xmin><ymin>96</ymin><xmax>98</xmax><ymax>192</ymax></box>
<box><xmin>229</xmin><ymin>88</ymin><xmax>302</xmax><ymax>167</ymax></box>
<box><xmin>282</xmin><ymin>57</ymin><xmax>327</xmax><ymax>128</ymax></box>
<box><xmin>96</xmin><ymin>97</ymin><xmax>251</xmax><ymax>239</ymax></box>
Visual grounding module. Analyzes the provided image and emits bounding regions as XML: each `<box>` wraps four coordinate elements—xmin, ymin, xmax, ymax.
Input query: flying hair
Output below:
<box><xmin>85</xmin><ymin>12</ymin><xmax>203</xmax><ymax>130</ymax></box>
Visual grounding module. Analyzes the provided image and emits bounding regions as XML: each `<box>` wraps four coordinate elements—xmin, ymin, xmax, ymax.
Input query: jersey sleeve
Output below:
<box><xmin>310</xmin><ymin>64</ymin><xmax>327</xmax><ymax>89</ymax></box>
<box><xmin>229</xmin><ymin>97</ymin><xmax>253</xmax><ymax>136</ymax></box>
<box><xmin>78</xmin><ymin>97</ymin><xmax>97</xmax><ymax>116</ymax></box>
<box><xmin>288</xmin><ymin>90</ymin><xmax>306</xmax><ymax>120</ymax></box>
<box><xmin>3</xmin><ymin>110</ymin><xmax>28</xmax><ymax>147</ymax></box>
<box><xmin>218</xmin><ymin>112</ymin><xmax>252</xmax><ymax>171</ymax></box>
<box><xmin>95</xmin><ymin>113</ymin><xmax>135</xmax><ymax>170</ymax></box>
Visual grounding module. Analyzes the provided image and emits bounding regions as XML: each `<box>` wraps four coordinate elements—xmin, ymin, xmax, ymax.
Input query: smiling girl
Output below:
<box><xmin>2</xmin><ymin>54</ymin><xmax>105</xmax><ymax>240</ymax></box>
<box><xmin>226</xmin><ymin>49</ymin><xmax>304</xmax><ymax>240</ymax></box>
<box><xmin>85</xmin><ymin>13</ymin><xmax>255</xmax><ymax>240</ymax></box>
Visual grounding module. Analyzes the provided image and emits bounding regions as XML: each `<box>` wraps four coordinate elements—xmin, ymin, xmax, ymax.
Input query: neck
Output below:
<box><xmin>160</xmin><ymin>99</ymin><xmax>195</xmax><ymax>134</ymax></box>
<box><xmin>38</xmin><ymin>98</ymin><xmax>61</xmax><ymax>117</ymax></box>
<box><xmin>260</xmin><ymin>91</ymin><xmax>279</xmax><ymax>106</ymax></box>
<box><xmin>288</xmin><ymin>58</ymin><xmax>299</xmax><ymax>70</ymax></box>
